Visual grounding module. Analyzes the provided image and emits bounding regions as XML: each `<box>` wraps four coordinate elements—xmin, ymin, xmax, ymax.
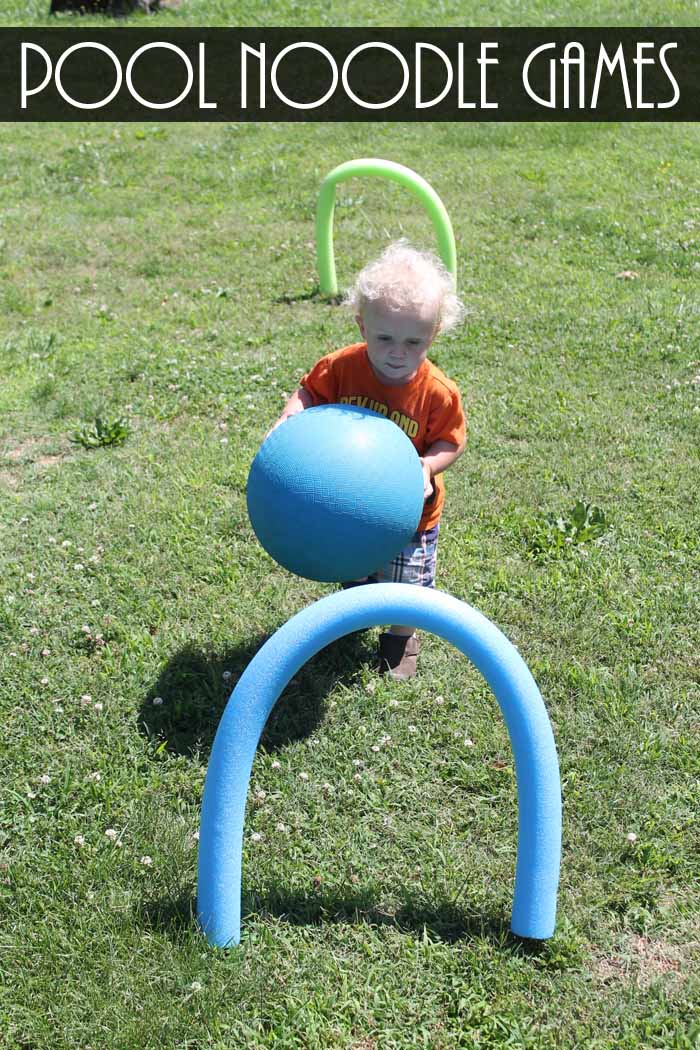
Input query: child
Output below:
<box><xmin>269</xmin><ymin>240</ymin><xmax>466</xmax><ymax>680</ymax></box>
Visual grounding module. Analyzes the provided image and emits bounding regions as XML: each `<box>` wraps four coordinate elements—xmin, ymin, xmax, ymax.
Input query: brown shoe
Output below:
<box><xmin>377</xmin><ymin>632</ymin><xmax>420</xmax><ymax>681</ymax></box>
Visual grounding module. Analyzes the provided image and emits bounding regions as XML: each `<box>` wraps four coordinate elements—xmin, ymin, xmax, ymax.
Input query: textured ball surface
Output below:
<box><xmin>247</xmin><ymin>404</ymin><xmax>424</xmax><ymax>582</ymax></box>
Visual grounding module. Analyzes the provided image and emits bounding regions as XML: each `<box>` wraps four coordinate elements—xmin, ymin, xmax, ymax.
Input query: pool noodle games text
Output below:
<box><xmin>1</xmin><ymin>29</ymin><xmax>698</xmax><ymax>120</ymax></box>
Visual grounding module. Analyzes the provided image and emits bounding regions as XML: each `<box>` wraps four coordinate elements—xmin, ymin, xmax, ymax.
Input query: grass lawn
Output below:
<box><xmin>3</xmin><ymin>0</ymin><xmax>700</xmax><ymax>26</ymax></box>
<box><xmin>1</xmin><ymin>4</ymin><xmax>700</xmax><ymax>1048</ymax></box>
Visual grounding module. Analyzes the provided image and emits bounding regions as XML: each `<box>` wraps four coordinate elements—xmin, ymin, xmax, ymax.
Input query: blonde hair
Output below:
<box><xmin>345</xmin><ymin>239</ymin><xmax>464</xmax><ymax>333</ymax></box>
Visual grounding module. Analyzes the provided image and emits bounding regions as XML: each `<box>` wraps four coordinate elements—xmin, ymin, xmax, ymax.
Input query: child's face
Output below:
<box><xmin>356</xmin><ymin>297</ymin><xmax>440</xmax><ymax>386</ymax></box>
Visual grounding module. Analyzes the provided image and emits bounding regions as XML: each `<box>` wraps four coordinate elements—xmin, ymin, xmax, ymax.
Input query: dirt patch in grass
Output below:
<box><xmin>6</xmin><ymin>437</ymin><xmax>47</xmax><ymax>461</ymax></box>
<box><xmin>3</xmin><ymin>437</ymin><xmax>69</xmax><ymax>468</ymax></box>
<box><xmin>596</xmin><ymin>935</ymin><xmax>684</xmax><ymax>989</ymax></box>
<box><xmin>36</xmin><ymin>454</ymin><xmax>65</xmax><ymax>468</ymax></box>
<box><xmin>6</xmin><ymin>439</ymin><xmax>38</xmax><ymax>460</ymax></box>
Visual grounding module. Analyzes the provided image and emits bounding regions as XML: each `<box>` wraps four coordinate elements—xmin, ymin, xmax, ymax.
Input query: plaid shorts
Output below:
<box><xmin>350</xmin><ymin>524</ymin><xmax>440</xmax><ymax>589</ymax></box>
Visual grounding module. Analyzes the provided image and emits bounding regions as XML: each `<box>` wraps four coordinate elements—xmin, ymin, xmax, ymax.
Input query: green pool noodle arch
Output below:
<box><xmin>197</xmin><ymin>584</ymin><xmax>562</xmax><ymax>948</ymax></box>
<box><xmin>315</xmin><ymin>159</ymin><xmax>457</xmax><ymax>296</ymax></box>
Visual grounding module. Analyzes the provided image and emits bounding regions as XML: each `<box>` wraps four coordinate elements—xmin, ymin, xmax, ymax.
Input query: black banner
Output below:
<box><xmin>1</xmin><ymin>28</ymin><xmax>697</xmax><ymax>121</ymax></box>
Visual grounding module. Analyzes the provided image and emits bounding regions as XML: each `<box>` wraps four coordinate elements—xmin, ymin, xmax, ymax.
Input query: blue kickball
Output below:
<box><xmin>246</xmin><ymin>404</ymin><xmax>425</xmax><ymax>582</ymax></box>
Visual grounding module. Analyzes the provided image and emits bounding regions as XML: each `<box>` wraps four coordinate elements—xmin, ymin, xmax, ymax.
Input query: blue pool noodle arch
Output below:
<box><xmin>197</xmin><ymin>584</ymin><xmax>562</xmax><ymax>947</ymax></box>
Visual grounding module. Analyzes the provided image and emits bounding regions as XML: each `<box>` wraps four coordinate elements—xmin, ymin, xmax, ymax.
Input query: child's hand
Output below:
<box><xmin>264</xmin><ymin>387</ymin><xmax>314</xmax><ymax>439</ymax></box>
<box><xmin>264</xmin><ymin>415</ymin><xmax>287</xmax><ymax>440</ymax></box>
<box><xmin>419</xmin><ymin>458</ymin><xmax>434</xmax><ymax>500</ymax></box>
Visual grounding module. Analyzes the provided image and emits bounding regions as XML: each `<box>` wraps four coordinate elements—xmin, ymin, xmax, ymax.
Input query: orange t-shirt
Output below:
<box><xmin>300</xmin><ymin>343</ymin><xmax>466</xmax><ymax>531</ymax></box>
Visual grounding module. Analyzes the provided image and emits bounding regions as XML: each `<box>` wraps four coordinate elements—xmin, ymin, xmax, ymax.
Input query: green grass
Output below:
<box><xmin>2</xmin><ymin>5</ymin><xmax>700</xmax><ymax>1048</ymax></box>
<box><xmin>3</xmin><ymin>0</ymin><xmax>700</xmax><ymax>25</ymax></box>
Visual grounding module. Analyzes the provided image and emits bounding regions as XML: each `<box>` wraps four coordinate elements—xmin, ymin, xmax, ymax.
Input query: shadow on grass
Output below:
<box><xmin>138</xmin><ymin>629</ymin><xmax>375</xmax><ymax>759</ymax></box>
<box><xmin>136</xmin><ymin>884</ymin><xmax>545</xmax><ymax>956</ymax></box>
<box><xmin>138</xmin><ymin>892</ymin><xmax>198</xmax><ymax>936</ymax></box>
<box><xmin>274</xmin><ymin>285</ymin><xmax>343</xmax><ymax>306</ymax></box>
<box><xmin>248</xmin><ymin>883</ymin><xmax>513</xmax><ymax>944</ymax></box>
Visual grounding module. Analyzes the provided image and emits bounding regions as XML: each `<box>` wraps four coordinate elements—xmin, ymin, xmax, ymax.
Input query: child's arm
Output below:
<box><xmin>419</xmin><ymin>438</ymin><xmax>467</xmax><ymax>498</ymax></box>
<box><xmin>266</xmin><ymin>386</ymin><xmax>314</xmax><ymax>436</ymax></box>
